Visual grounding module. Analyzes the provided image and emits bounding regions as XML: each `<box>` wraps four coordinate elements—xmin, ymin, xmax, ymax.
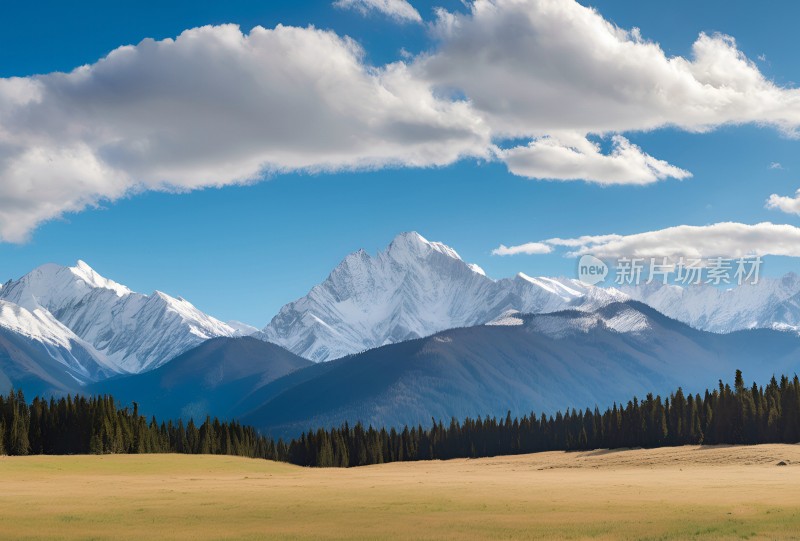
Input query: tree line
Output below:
<box><xmin>0</xmin><ymin>391</ymin><xmax>288</xmax><ymax>460</ymax></box>
<box><xmin>2</xmin><ymin>370</ymin><xmax>800</xmax><ymax>467</ymax></box>
<box><xmin>286</xmin><ymin>370</ymin><xmax>800</xmax><ymax>466</ymax></box>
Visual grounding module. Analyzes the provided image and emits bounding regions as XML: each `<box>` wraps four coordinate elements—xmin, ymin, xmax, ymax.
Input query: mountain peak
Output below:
<box><xmin>342</xmin><ymin>247</ymin><xmax>371</xmax><ymax>264</ymax></box>
<box><xmin>261</xmin><ymin>234</ymin><xmax>612</xmax><ymax>361</ymax></box>
<box><xmin>394</xmin><ymin>231</ymin><xmax>426</xmax><ymax>244</ymax></box>
<box><xmin>387</xmin><ymin>231</ymin><xmax>462</xmax><ymax>261</ymax></box>
<box><xmin>68</xmin><ymin>261</ymin><xmax>131</xmax><ymax>297</ymax></box>
<box><xmin>2</xmin><ymin>261</ymin><xmax>130</xmax><ymax>312</ymax></box>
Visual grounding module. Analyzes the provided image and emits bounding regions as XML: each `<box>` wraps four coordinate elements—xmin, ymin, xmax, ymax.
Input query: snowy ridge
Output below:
<box><xmin>495</xmin><ymin>304</ymin><xmax>650</xmax><ymax>339</ymax></box>
<box><xmin>0</xmin><ymin>299</ymin><xmax>78</xmax><ymax>349</ymax></box>
<box><xmin>0</xmin><ymin>261</ymin><xmax>237</xmax><ymax>374</ymax></box>
<box><xmin>0</xmin><ymin>299</ymin><xmax>118</xmax><ymax>383</ymax></box>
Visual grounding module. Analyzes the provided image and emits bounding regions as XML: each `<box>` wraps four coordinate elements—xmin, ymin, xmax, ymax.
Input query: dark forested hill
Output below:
<box><xmin>92</xmin><ymin>337</ymin><xmax>311</xmax><ymax>421</ymax></box>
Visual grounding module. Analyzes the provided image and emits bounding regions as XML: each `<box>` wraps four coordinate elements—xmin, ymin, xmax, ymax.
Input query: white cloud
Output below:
<box><xmin>769</xmin><ymin>162</ymin><xmax>784</xmax><ymax>170</ymax></box>
<box><xmin>334</xmin><ymin>0</ymin><xmax>422</xmax><ymax>22</ymax></box>
<box><xmin>5</xmin><ymin>0</ymin><xmax>800</xmax><ymax>241</ymax></box>
<box><xmin>412</xmin><ymin>0</ymin><xmax>800</xmax><ymax>186</ymax></box>
<box><xmin>420</xmin><ymin>0</ymin><xmax>800</xmax><ymax>137</ymax></box>
<box><xmin>767</xmin><ymin>190</ymin><xmax>800</xmax><ymax>215</ymax></box>
<box><xmin>498</xmin><ymin>222</ymin><xmax>800</xmax><ymax>259</ymax></box>
<box><xmin>492</xmin><ymin>242</ymin><xmax>553</xmax><ymax>256</ymax></box>
<box><xmin>0</xmin><ymin>24</ymin><xmax>487</xmax><ymax>242</ymax></box>
<box><xmin>499</xmin><ymin>134</ymin><xmax>691</xmax><ymax>185</ymax></box>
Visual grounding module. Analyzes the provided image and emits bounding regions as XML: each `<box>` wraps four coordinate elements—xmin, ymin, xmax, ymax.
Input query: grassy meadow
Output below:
<box><xmin>1</xmin><ymin>445</ymin><xmax>799</xmax><ymax>540</ymax></box>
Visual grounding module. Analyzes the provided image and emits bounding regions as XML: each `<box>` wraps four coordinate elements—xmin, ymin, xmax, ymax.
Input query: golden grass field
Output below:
<box><xmin>1</xmin><ymin>445</ymin><xmax>799</xmax><ymax>540</ymax></box>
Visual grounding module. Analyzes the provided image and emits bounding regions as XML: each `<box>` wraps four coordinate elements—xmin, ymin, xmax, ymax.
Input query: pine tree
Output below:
<box><xmin>9</xmin><ymin>390</ymin><xmax>30</xmax><ymax>456</ymax></box>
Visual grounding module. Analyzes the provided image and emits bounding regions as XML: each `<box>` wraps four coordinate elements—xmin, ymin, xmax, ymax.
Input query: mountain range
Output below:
<box><xmin>2</xmin><ymin>232</ymin><xmax>800</xmax><ymax>435</ymax></box>
<box><xmin>0</xmin><ymin>260</ymin><xmax>242</xmax><ymax>393</ymax></box>
<box><xmin>259</xmin><ymin>232</ymin><xmax>800</xmax><ymax>362</ymax></box>
<box><xmin>623</xmin><ymin>274</ymin><xmax>800</xmax><ymax>334</ymax></box>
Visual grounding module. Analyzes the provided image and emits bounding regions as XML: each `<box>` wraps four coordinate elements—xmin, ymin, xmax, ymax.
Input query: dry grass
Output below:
<box><xmin>1</xmin><ymin>445</ymin><xmax>800</xmax><ymax>540</ymax></box>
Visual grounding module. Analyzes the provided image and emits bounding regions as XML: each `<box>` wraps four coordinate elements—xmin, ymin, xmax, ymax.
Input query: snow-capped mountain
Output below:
<box><xmin>621</xmin><ymin>273</ymin><xmax>800</xmax><ymax>334</ymax></box>
<box><xmin>0</xmin><ymin>261</ymin><xmax>238</xmax><ymax>374</ymax></box>
<box><xmin>259</xmin><ymin>232</ymin><xmax>625</xmax><ymax>362</ymax></box>
<box><xmin>5</xmin><ymin>231</ymin><xmax>800</xmax><ymax>392</ymax></box>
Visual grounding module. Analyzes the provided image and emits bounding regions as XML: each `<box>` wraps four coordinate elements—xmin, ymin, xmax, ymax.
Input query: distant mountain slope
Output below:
<box><xmin>0</xmin><ymin>300</ymin><xmax>116</xmax><ymax>396</ymax></box>
<box><xmin>0</xmin><ymin>261</ymin><xmax>237</xmax><ymax>374</ymax></box>
<box><xmin>259</xmin><ymin>232</ymin><xmax>624</xmax><ymax>361</ymax></box>
<box><xmin>92</xmin><ymin>337</ymin><xmax>312</xmax><ymax>421</ymax></box>
<box><xmin>622</xmin><ymin>274</ymin><xmax>800</xmax><ymax>333</ymax></box>
<box><xmin>242</xmin><ymin>301</ymin><xmax>800</xmax><ymax>438</ymax></box>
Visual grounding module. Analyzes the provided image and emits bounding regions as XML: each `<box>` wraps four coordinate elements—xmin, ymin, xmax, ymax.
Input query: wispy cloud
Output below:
<box><xmin>492</xmin><ymin>242</ymin><xmax>553</xmax><ymax>256</ymax></box>
<box><xmin>334</xmin><ymin>0</ymin><xmax>422</xmax><ymax>23</ymax></box>
<box><xmin>493</xmin><ymin>222</ymin><xmax>800</xmax><ymax>260</ymax></box>
<box><xmin>499</xmin><ymin>134</ymin><xmax>691</xmax><ymax>185</ymax></box>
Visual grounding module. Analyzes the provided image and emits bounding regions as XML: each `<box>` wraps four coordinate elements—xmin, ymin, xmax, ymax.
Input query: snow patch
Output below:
<box><xmin>468</xmin><ymin>263</ymin><xmax>486</xmax><ymax>276</ymax></box>
<box><xmin>487</xmin><ymin>310</ymin><xmax>524</xmax><ymax>326</ymax></box>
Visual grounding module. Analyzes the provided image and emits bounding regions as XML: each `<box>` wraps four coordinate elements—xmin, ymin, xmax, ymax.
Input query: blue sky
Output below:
<box><xmin>1</xmin><ymin>0</ymin><xmax>800</xmax><ymax>326</ymax></box>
